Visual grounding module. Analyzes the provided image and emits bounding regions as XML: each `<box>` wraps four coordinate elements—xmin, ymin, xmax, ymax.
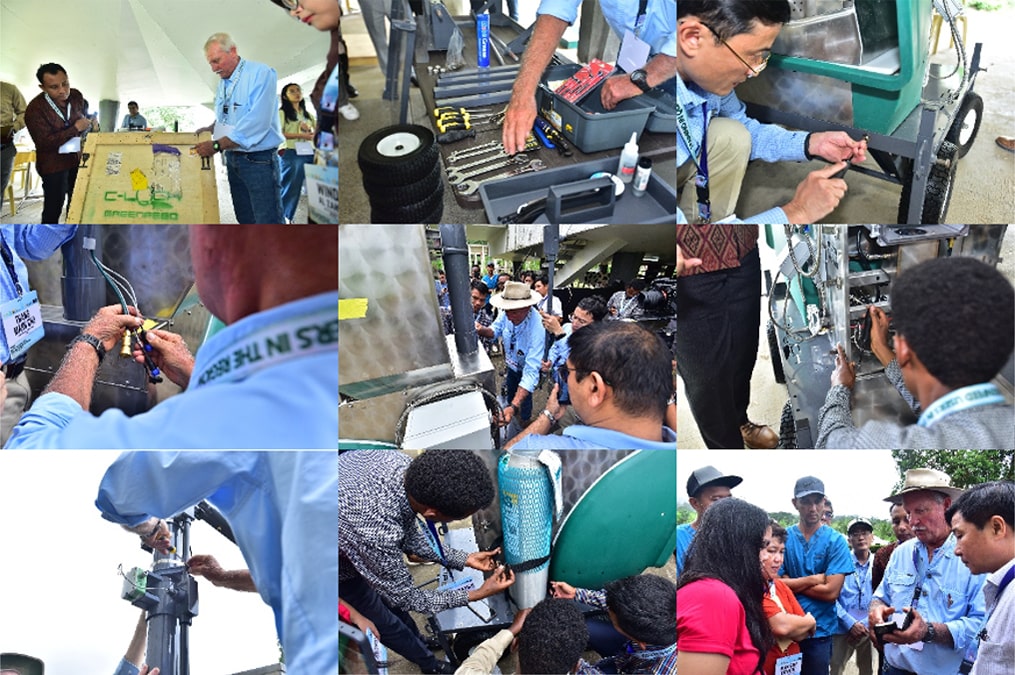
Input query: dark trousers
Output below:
<box><xmin>1</xmin><ymin>143</ymin><xmax>16</xmax><ymax>196</ymax></box>
<box><xmin>675</xmin><ymin>247</ymin><xmax>761</xmax><ymax>448</ymax></box>
<box><xmin>505</xmin><ymin>366</ymin><xmax>532</xmax><ymax>422</ymax></box>
<box><xmin>587</xmin><ymin>615</ymin><xmax>627</xmax><ymax>663</ymax></box>
<box><xmin>40</xmin><ymin>166</ymin><xmax>78</xmax><ymax>224</ymax></box>
<box><xmin>340</xmin><ymin>574</ymin><xmax>440</xmax><ymax>672</ymax></box>
<box><xmin>799</xmin><ymin>635</ymin><xmax>833</xmax><ymax>675</ymax></box>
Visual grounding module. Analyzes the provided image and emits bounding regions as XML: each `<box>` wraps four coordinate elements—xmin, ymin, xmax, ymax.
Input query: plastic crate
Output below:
<box><xmin>537</xmin><ymin>64</ymin><xmax>653</xmax><ymax>153</ymax></box>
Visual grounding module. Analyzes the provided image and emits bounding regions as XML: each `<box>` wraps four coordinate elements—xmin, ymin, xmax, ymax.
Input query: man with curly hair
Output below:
<box><xmin>817</xmin><ymin>256</ymin><xmax>1014</xmax><ymax>449</ymax></box>
<box><xmin>339</xmin><ymin>450</ymin><xmax>516</xmax><ymax>674</ymax></box>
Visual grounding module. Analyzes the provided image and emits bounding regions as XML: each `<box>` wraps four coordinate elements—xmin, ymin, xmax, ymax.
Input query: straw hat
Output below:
<box><xmin>489</xmin><ymin>281</ymin><xmax>541</xmax><ymax>310</ymax></box>
<box><xmin>884</xmin><ymin>468</ymin><xmax>964</xmax><ymax>504</ymax></box>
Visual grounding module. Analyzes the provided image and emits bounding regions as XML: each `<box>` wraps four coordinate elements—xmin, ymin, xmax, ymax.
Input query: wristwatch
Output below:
<box><xmin>629</xmin><ymin>69</ymin><xmax>651</xmax><ymax>93</ymax></box>
<box><xmin>212</xmin><ymin>140</ymin><xmax>221</xmax><ymax>153</ymax></box>
<box><xmin>923</xmin><ymin>622</ymin><xmax>936</xmax><ymax>644</ymax></box>
<box><xmin>69</xmin><ymin>333</ymin><xmax>106</xmax><ymax>363</ymax></box>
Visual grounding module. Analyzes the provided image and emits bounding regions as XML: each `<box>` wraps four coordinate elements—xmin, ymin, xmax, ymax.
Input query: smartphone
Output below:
<box><xmin>554</xmin><ymin>368</ymin><xmax>570</xmax><ymax>405</ymax></box>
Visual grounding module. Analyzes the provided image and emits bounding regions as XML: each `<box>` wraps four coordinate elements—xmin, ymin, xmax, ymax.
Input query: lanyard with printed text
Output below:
<box><xmin>0</xmin><ymin>238</ymin><xmax>23</xmax><ymax>296</ymax></box>
<box><xmin>219</xmin><ymin>59</ymin><xmax>247</xmax><ymax>123</ymax></box>
<box><xmin>675</xmin><ymin>101</ymin><xmax>710</xmax><ymax>222</ymax></box>
<box><xmin>419</xmin><ymin>517</ymin><xmax>449</xmax><ymax>568</ymax></box>
<box><xmin>917</xmin><ymin>383</ymin><xmax>1006</xmax><ymax>427</ymax></box>
<box><xmin>44</xmin><ymin>93</ymin><xmax>71</xmax><ymax>125</ymax></box>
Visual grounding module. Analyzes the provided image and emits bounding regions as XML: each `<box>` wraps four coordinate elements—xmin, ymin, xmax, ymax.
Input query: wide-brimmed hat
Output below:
<box><xmin>489</xmin><ymin>281</ymin><xmax>541</xmax><ymax>310</ymax></box>
<box><xmin>884</xmin><ymin>468</ymin><xmax>964</xmax><ymax>504</ymax></box>
<box><xmin>687</xmin><ymin>465</ymin><xmax>743</xmax><ymax>498</ymax></box>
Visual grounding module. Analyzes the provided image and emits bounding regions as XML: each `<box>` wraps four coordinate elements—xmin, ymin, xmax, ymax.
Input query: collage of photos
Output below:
<box><xmin>2</xmin><ymin>0</ymin><xmax>1015</xmax><ymax>675</ymax></box>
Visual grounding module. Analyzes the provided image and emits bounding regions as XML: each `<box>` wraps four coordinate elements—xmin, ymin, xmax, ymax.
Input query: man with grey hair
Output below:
<box><xmin>193</xmin><ymin>33</ymin><xmax>284</xmax><ymax>223</ymax></box>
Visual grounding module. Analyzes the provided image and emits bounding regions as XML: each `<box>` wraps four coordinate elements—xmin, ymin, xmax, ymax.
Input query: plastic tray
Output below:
<box><xmin>641</xmin><ymin>89</ymin><xmax>677</xmax><ymax>133</ymax></box>
<box><xmin>479</xmin><ymin>157</ymin><xmax>676</xmax><ymax>225</ymax></box>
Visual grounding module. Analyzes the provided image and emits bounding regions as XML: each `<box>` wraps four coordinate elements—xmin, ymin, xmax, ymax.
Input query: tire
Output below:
<box><xmin>363</xmin><ymin>161</ymin><xmax>442</xmax><ymax>209</ymax></box>
<box><xmin>357</xmin><ymin>124</ymin><xmax>439</xmax><ymax>186</ymax></box>
<box><xmin>777</xmin><ymin>399</ymin><xmax>797</xmax><ymax>449</ymax></box>
<box><xmin>945</xmin><ymin>92</ymin><xmax>983</xmax><ymax>159</ymax></box>
<box><xmin>767</xmin><ymin>320</ymin><xmax>786</xmax><ymax>385</ymax></box>
<box><xmin>371</xmin><ymin>184</ymin><xmax>444</xmax><ymax>223</ymax></box>
<box><xmin>896</xmin><ymin>141</ymin><xmax>959</xmax><ymax>224</ymax></box>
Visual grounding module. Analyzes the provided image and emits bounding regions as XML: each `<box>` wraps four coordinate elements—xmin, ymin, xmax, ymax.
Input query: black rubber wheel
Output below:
<box><xmin>896</xmin><ymin>141</ymin><xmax>959</xmax><ymax>224</ymax></box>
<box><xmin>420</xmin><ymin>199</ymin><xmax>444</xmax><ymax>225</ymax></box>
<box><xmin>777</xmin><ymin>399</ymin><xmax>797</xmax><ymax>449</ymax></box>
<box><xmin>371</xmin><ymin>182</ymin><xmax>444</xmax><ymax>223</ymax></box>
<box><xmin>945</xmin><ymin>91</ymin><xmax>983</xmax><ymax>159</ymax></box>
<box><xmin>767</xmin><ymin>320</ymin><xmax>786</xmax><ymax>385</ymax></box>
<box><xmin>363</xmin><ymin>161</ymin><xmax>441</xmax><ymax>209</ymax></box>
<box><xmin>357</xmin><ymin>124</ymin><xmax>439</xmax><ymax>186</ymax></box>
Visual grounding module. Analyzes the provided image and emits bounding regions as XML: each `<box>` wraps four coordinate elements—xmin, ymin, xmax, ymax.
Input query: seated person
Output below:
<box><xmin>120</xmin><ymin>101</ymin><xmax>147</xmax><ymax>130</ymax></box>
<box><xmin>760</xmin><ymin>520</ymin><xmax>815</xmax><ymax>675</ymax></box>
<box><xmin>506</xmin><ymin>321</ymin><xmax>676</xmax><ymax>450</ymax></box>
<box><xmin>456</xmin><ymin>598</ymin><xmax>589</xmax><ymax>674</ymax></box>
<box><xmin>817</xmin><ymin>256</ymin><xmax>1014</xmax><ymax>448</ymax></box>
<box><xmin>550</xmin><ymin>574</ymin><xmax>676</xmax><ymax>674</ymax></box>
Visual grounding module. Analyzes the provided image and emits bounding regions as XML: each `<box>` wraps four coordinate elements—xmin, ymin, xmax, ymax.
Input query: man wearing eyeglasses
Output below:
<box><xmin>505</xmin><ymin>320</ymin><xmax>676</xmax><ymax>450</ymax></box>
<box><xmin>676</xmin><ymin>0</ymin><xmax>867</xmax><ymax>225</ymax></box>
<box><xmin>503</xmin><ymin>0</ymin><xmax>678</xmax><ymax>155</ymax></box>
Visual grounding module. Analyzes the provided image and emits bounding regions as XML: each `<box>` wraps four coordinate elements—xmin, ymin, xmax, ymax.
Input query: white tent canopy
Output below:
<box><xmin>1</xmin><ymin>0</ymin><xmax>331</xmax><ymax>123</ymax></box>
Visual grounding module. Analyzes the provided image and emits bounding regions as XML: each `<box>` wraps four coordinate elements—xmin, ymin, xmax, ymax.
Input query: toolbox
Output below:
<box><xmin>479</xmin><ymin>156</ymin><xmax>676</xmax><ymax>225</ymax></box>
<box><xmin>537</xmin><ymin>64</ymin><xmax>654</xmax><ymax>154</ymax></box>
<box><xmin>641</xmin><ymin>88</ymin><xmax>678</xmax><ymax>134</ymax></box>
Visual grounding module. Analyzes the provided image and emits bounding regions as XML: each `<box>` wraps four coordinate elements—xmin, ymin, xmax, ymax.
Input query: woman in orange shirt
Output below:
<box><xmin>760</xmin><ymin>520</ymin><xmax>817</xmax><ymax>674</ymax></box>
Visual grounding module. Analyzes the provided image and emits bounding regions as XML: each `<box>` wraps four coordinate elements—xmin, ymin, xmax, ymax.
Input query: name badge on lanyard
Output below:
<box><xmin>618</xmin><ymin>0</ymin><xmax>651</xmax><ymax>73</ymax></box>
<box><xmin>774</xmin><ymin>652</ymin><xmax>802</xmax><ymax>675</ymax></box>
<box><xmin>2</xmin><ymin>290</ymin><xmax>44</xmax><ymax>362</ymax></box>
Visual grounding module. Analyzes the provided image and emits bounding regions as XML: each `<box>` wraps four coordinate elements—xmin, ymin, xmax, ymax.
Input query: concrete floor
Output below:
<box><xmin>1</xmin><ymin>156</ymin><xmax>310</xmax><ymax>224</ymax></box>
<box><xmin>736</xmin><ymin>6</ymin><xmax>1015</xmax><ymax>225</ymax></box>
<box><xmin>677</xmin><ymin>227</ymin><xmax>1015</xmax><ymax>450</ymax></box>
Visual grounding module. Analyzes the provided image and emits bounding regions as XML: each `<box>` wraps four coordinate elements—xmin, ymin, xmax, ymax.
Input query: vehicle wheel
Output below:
<box><xmin>945</xmin><ymin>92</ymin><xmax>982</xmax><ymax>159</ymax></box>
<box><xmin>371</xmin><ymin>182</ymin><xmax>444</xmax><ymax>223</ymax></box>
<box><xmin>363</xmin><ymin>161</ymin><xmax>442</xmax><ymax>209</ymax></box>
<box><xmin>777</xmin><ymin>399</ymin><xmax>797</xmax><ymax>449</ymax></box>
<box><xmin>358</xmin><ymin>124</ymin><xmax>439</xmax><ymax>186</ymax></box>
<box><xmin>896</xmin><ymin>141</ymin><xmax>958</xmax><ymax>224</ymax></box>
<box><xmin>767</xmin><ymin>320</ymin><xmax>786</xmax><ymax>385</ymax></box>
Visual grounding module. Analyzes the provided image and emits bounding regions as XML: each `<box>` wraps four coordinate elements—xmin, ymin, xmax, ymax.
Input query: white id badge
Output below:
<box><xmin>295</xmin><ymin>140</ymin><xmax>315</xmax><ymax>156</ymax></box>
<box><xmin>58</xmin><ymin>136</ymin><xmax>81</xmax><ymax>154</ymax></box>
<box><xmin>618</xmin><ymin>29</ymin><xmax>651</xmax><ymax>74</ymax></box>
<box><xmin>1</xmin><ymin>291</ymin><xmax>45</xmax><ymax>361</ymax></box>
<box><xmin>213</xmin><ymin>121</ymin><xmax>236</xmax><ymax>141</ymax></box>
<box><xmin>774</xmin><ymin>652</ymin><xmax>803</xmax><ymax>675</ymax></box>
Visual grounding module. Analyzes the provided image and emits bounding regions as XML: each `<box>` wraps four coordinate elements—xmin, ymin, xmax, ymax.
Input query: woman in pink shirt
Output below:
<box><xmin>677</xmin><ymin>498</ymin><xmax>773</xmax><ymax>674</ymax></box>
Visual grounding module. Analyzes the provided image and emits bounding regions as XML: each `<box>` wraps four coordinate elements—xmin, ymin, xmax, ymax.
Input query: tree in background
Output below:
<box><xmin>891</xmin><ymin>450</ymin><xmax>1014</xmax><ymax>491</ymax></box>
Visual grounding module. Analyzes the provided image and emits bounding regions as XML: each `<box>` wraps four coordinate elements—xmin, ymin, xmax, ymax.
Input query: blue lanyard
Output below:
<box><xmin>418</xmin><ymin>517</ymin><xmax>448</xmax><ymax>567</ymax></box>
<box><xmin>675</xmin><ymin>100</ymin><xmax>710</xmax><ymax>222</ymax></box>
<box><xmin>634</xmin><ymin>0</ymin><xmax>648</xmax><ymax>38</ymax></box>
<box><xmin>979</xmin><ymin>565</ymin><xmax>1014</xmax><ymax>644</ymax></box>
<box><xmin>918</xmin><ymin>383</ymin><xmax>1006</xmax><ymax>427</ymax></box>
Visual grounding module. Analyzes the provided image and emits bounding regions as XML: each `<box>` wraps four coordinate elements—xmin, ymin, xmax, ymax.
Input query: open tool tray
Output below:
<box><xmin>479</xmin><ymin>157</ymin><xmax>676</xmax><ymax>224</ymax></box>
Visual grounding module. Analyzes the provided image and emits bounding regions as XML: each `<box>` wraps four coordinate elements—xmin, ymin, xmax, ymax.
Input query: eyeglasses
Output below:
<box><xmin>570</xmin><ymin>312</ymin><xmax>591</xmax><ymax>327</ymax></box>
<box><xmin>280</xmin><ymin>0</ymin><xmax>301</xmax><ymax>9</ymax></box>
<box><xmin>700</xmin><ymin>22</ymin><xmax>771</xmax><ymax>75</ymax></box>
<box><xmin>557</xmin><ymin>364</ymin><xmax>612</xmax><ymax>387</ymax></box>
<box><xmin>849</xmin><ymin>531</ymin><xmax>872</xmax><ymax>537</ymax></box>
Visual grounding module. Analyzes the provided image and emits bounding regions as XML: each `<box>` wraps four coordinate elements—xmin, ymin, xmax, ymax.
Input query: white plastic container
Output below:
<box><xmin>616</xmin><ymin>132</ymin><xmax>639</xmax><ymax>183</ymax></box>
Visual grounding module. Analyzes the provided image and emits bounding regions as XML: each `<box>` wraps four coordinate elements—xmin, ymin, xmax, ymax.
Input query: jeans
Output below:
<box><xmin>340</xmin><ymin>574</ymin><xmax>440</xmax><ymax>672</ymax></box>
<box><xmin>674</xmin><ymin>246</ymin><xmax>761</xmax><ymax>448</ymax></box>
<box><xmin>587</xmin><ymin>614</ymin><xmax>627</xmax><ymax>660</ymax></box>
<box><xmin>40</xmin><ymin>167</ymin><xmax>78</xmax><ymax>224</ymax></box>
<box><xmin>799</xmin><ymin>635</ymin><xmax>833</xmax><ymax>675</ymax></box>
<box><xmin>1</xmin><ymin>143</ymin><xmax>15</xmax><ymax>196</ymax></box>
<box><xmin>279</xmin><ymin>149</ymin><xmax>313</xmax><ymax>221</ymax></box>
<box><xmin>225</xmin><ymin>149</ymin><xmax>283</xmax><ymax>223</ymax></box>
<box><xmin>505</xmin><ymin>367</ymin><xmax>533</xmax><ymax>422</ymax></box>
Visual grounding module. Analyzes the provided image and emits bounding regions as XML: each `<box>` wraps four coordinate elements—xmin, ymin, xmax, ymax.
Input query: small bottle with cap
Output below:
<box><xmin>632</xmin><ymin>157</ymin><xmax>653</xmax><ymax>197</ymax></box>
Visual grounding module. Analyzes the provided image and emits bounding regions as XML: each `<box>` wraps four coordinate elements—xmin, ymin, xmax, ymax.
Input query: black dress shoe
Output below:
<box><xmin>424</xmin><ymin>635</ymin><xmax>443</xmax><ymax>650</ymax></box>
<box><xmin>423</xmin><ymin>660</ymin><xmax>455</xmax><ymax>674</ymax></box>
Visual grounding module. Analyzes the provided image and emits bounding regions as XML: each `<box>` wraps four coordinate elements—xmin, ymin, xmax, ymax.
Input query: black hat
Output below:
<box><xmin>687</xmin><ymin>465</ymin><xmax>743</xmax><ymax>498</ymax></box>
<box><xmin>794</xmin><ymin>476</ymin><xmax>826</xmax><ymax>499</ymax></box>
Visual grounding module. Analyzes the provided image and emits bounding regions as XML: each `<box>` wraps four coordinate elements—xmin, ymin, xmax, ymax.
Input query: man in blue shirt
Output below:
<box><xmin>505</xmin><ymin>320</ymin><xmax>676</xmax><ymax>450</ymax></box>
<box><xmin>482</xmin><ymin>262</ymin><xmax>499</xmax><ymax>292</ymax></box>
<box><xmin>869</xmin><ymin>469</ymin><xmax>986</xmax><ymax>675</ymax></box>
<box><xmin>5</xmin><ymin>225</ymin><xmax>337</xmax><ymax>448</ymax></box>
<box><xmin>676</xmin><ymin>465</ymin><xmax>742</xmax><ymax>575</ymax></box>
<box><xmin>476</xmin><ymin>280</ymin><xmax>545</xmax><ymax>428</ymax></box>
<box><xmin>832</xmin><ymin>518</ymin><xmax>876</xmax><ymax>675</ymax></box>
<box><xmin>119</xmin><ymin>101</ymin><xmax>147</xmax><ymax>130</ymax></box>
<box><xmin>675</xmin><ymin>0</ymin><xmax>866</xmax><ymax>224</ymax></box>
<box><xmin>503</xmin><ymin>0</ymin><xmax>677</xmax><ymax>154</ymax></box>
<box><xmin>193</xmin><ymin>33</ymin><xmax>285</xmax><ymax>223</ymax></box>
<box><xmin>539</xmin><ymin>295</ymin><xmax>607</xmax><ymax>430</ymax></box>
<box><xmin>0</xmin><ymin>224</ymin><xmax>76</xmax><ymax>446</ymax></box>
<box><xmin>96</xmin><ymin>451</ymin><xmax>337</xmax><ymax>675</ymax></box>
<box><xmin>781</xmin><ymin>475</ymin><xmax>854</xmax><ymax>675</ymax></box>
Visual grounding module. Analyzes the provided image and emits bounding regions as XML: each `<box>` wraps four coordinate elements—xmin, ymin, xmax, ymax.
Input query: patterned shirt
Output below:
<box><xmin>677</xmin><ymin>225</ymin><xmax>759</xmax><ymax>276</ymax></box>
<box><xmin>971</xmin><ymin>558</ymin><xmax>1015</xmax><ymax>675</ymax></box>
<box><xmin>606</xmin><ymin>290</ymin><xmax>644</xmax><ymax>320</ymax></box>
<box><xmin>474</xmin><ymin>305</ymin><xmax>495</xmax><ymax>353</ymax></box>
<box><xmin>575</xmin><ymin>588</ymin><xmax>677</xmax><ymax>674</ymax></box>
<box><xmin>339</xmin><ymin>450</ymin><xmax>471</xmax><ymax>614</ymax></box>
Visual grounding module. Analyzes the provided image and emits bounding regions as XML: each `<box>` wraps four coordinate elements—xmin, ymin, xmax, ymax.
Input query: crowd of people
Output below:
<box><xmin>0</xmin><ymin>0</ymin><xmax>338</xmax><ymax>224</ymax></box>
<box><xmin>676</xmin><ymin>465</ymin><xmax>1014</xmax><ymax>675</ymax></box>
<box><xmin>430</xmin><ymin>259</ymin><xmax>677</xmax><ymax>450</ymax></box>
<box><xmin>339</xmin><ymin>449</ymin><xmax>677</xmax><ymax>674</ymax></box>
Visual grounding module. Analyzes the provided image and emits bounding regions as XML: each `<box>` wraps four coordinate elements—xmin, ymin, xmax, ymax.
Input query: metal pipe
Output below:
<box><xmin>440</xmin><ymin>224</ymin><xmax>478</xmax><ymax>356</ymax></box>
<box><xmin>61</xmin><ymin>224</ymin><xmax>106</xmax><ymax>321</ymax></box>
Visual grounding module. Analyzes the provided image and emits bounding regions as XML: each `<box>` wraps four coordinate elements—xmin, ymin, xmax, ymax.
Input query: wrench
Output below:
<box><xmin>447</xmin><ymin>141</ymin><xmax>502</xmax><ymax>163</ymax></box>
<box><xmin>455</xmin><ymin>160</ymin><xmax>547</xmax><ymax>196</ymax></box>
<box><xmin>446</xmin><ymin>152</ymin><xmax>524</xmax><ymax>179</ymax></box>
<box><xmin>447</xmin><ymin>154</ymin><xmax>529</xmax><ymax>185</ymax></box>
